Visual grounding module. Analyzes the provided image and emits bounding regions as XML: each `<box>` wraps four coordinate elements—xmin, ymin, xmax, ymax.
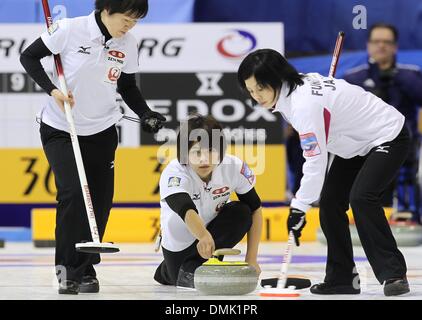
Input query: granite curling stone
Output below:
<box><xmin>194</xmin><ymin>248</ymin><xmax>258</xmax><ymax>295</ymax></box>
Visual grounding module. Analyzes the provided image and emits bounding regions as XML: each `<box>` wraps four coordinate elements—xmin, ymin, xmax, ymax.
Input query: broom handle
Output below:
<box><xmin>278</xmin><ymin>231</ymin><xmax>295</xmax><ymax>288</ymax></box>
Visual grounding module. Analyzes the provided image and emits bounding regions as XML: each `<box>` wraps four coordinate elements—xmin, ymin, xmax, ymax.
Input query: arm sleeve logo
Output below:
<box><xmin>300</xmin><ymin>133</ymin><xmax>321</xmax><ymax>157</ymax></box>
<box><xmin>168</xmin><ymin>177</ymin><xmax>181</xmax><ymax>187</ymax></box>
<box><xmin>48</xmin><ymin>23</ymin><xmax>59</xmax><ymax>35</ymax></box>
<box><xmin>240</xmin><ymin>162</ymin><xmax>255</xmax><ymax>185</ymax></box>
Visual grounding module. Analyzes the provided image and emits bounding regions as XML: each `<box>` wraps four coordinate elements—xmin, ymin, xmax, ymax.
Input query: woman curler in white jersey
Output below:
<box><xmin>20</xmin><ymin>0</ymin><xmax>165</xmax><ymax>295</ymax></box>
<box><xmin>238</xmin><ymin>49</ymin><xmax>410</xmax><ymax>297</ymax></box>
<box><xmin>154</xmin><ymin>114</ymin><xmax>263</xmax><ymax>289</ymax></box>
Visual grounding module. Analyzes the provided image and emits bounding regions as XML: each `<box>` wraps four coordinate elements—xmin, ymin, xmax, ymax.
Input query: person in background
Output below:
<box><xmin>344</xmin><ymin>23</ymin><xmax>422</xmax><ymax>223</ymax></box>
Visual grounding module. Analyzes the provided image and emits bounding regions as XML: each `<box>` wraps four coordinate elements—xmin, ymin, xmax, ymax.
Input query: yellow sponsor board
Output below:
<box><xmin>32</xmin><ymin>207</ymin><xmax>392</xmax><ymax>243</ymax></box>
<box><xmin>0</xmin><ymin>149</ymin><xmax>56</xmax><ymax>203</ymax></box>
<box><xmin>0</xmin><ymin>145</ymin><xmax>286</xmax><ymax>203</ymax></box>
<box><xmin>32</xmin><ymin>207</ymin><xmax>313</xmax><ymax>243</ymax></box>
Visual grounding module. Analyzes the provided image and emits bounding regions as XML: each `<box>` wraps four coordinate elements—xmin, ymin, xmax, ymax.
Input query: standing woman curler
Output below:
<box><xmin>20</xmin><ymin>0</ymin><xmax>165</xmax><ymax>294</ymax></box>
<box><xmin>238</xmin><ymin>48</ymin><xmax>410</xmax><ymax>296</ymax></box>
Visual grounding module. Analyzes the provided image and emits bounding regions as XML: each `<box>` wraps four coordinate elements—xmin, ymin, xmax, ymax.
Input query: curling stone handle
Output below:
<box><xmin>212</xmin><ymin>248</ymin><xmax>241</xmax><ymax>258</ymax></box>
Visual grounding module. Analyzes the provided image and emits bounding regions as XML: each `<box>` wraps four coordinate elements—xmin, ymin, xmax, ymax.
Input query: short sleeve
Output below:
<box><xmin>122</xmin><ymin>33</ymin><xmax>141</xmax><ymax>74</ymax></box>
<box><xmin>233</xmin><ymin>157</ymin><xmax>256</xmax><ymax>195</ymax></box>
<box><xmin>40</xmin><ymin>19</ymin><xmax>70</xmax><ymax>55</ymax></box>
<box><xmin>159</xmin><ymin>163</ymin><xmax>193</xmax><ymax>200</ymax></box>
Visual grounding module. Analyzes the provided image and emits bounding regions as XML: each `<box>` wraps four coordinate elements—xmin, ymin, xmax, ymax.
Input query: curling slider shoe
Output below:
<box><xmin>259</xmin><ymin>286</ymin><xmax>301</xmax><ymax>298</ymax></box>
<box><xmin>75</xmin><ymin>241</ymin><xmax>120</xmax><ymax>254</ymax></box>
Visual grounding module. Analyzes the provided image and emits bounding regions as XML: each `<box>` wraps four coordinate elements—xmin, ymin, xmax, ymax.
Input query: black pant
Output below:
<box><xmin>381</xmin><ymin>131</ymin><xmax>420</xmax><ymax>219</ymax></box>
<box><xmin>319</xmin><ymin>126</ymin><xmax>410</xmax><ymax>285</ymax></box>
<box><xmin>286</xmin><ymin>131</ymin><xmax>305</xmax><ymax>194</ymax></box>
<box><xmin>154</xmin><ymin>201</ymin><xmax>253</xmax><ymax>285</ymax></box>
<box><xmin>40</xmin><ymin>122</ymin><xmax>118</xmax><ymax>282</ymax></box>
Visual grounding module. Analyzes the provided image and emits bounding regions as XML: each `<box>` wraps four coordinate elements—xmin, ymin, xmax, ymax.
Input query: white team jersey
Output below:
<box><xmin>273</xmin><ymin>73</ymin><xmax>405</xmax><ymax>213</ymax></box>
<box><xmin>39</xmin><ymin>11</ymin><xmax>140</xmax><ymax>135</ymax></box>
<box><xmin>159</xmin><ymin>155</ymin><xmax>256</xmax><ymax>252</ymax></box>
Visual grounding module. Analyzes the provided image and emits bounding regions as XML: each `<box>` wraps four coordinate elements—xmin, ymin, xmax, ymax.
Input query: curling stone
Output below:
<box><xmin>194</xmin><ymin>248</ymin><xmax>258</xmax><ymax>295</ymax></box>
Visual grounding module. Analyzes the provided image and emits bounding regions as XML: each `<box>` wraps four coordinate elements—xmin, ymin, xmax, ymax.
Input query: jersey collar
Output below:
<box><xmin>187</xmin><ymin>165</ymin><xmax>211</xmax><ymax>187</ymax></box>
<box><xmin>272</xmin><ymin>82</ymin><xmax>292</xmax><ymax>114</ymax></box>
<box><xmin>88</xmin><ymin>11</ymin><xmax>104</xmax><ymax>41</ymax></box>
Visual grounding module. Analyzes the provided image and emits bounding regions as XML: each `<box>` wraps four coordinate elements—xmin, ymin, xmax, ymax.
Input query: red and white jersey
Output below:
<box><xmin>159</xmin><ymin>155</ymin><xmax>256</xmax><ymax>251</ymax></box>
<box><xmin>273</xmin><ymin>73</ymin><xmax>404</xmax><ymax>213</ymax></box>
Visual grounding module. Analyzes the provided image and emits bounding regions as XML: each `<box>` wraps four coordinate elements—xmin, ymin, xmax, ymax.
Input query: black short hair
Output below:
<box><xmin>368</xmin><ymin>23</ymin><xmax>398</xmax><ymax>43</ymax></box>
<box><xmin>176</xmin><ymin>114</ymin><xmax>227</xmax><ymax>165</ymax></box>
<box><xmin>95</xmin><ymin>0</ymin><xmax>148</xmax><ymax>19</ymax></box>
<box><xmin>238</xmin><ymin>49</ymin><xmax>304</xmax><ymax>104</ymax></box>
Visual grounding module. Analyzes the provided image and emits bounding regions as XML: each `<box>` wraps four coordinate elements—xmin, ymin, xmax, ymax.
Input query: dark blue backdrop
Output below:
<box><xmin>194</xmin><ymin>0</ymin><xmax>422</xmax><ymax>52</ymax></box>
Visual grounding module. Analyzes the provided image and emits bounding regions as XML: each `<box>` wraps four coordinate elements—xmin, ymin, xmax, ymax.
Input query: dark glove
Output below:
<box><xmin>287</xmin><ymin>207</ymin><xmax>306</xmax><ymax>246</ymax></box>
<box><xmin>140</xmin><ymin>110</ymin><xmax>166</xmax><ymax>133</ymax></box>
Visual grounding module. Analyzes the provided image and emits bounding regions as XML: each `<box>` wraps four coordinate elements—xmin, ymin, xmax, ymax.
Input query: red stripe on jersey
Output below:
<box><xmin>323</xmin><ymin>108</ymin><xmax>331</xmax><ymax>143</ymax></box>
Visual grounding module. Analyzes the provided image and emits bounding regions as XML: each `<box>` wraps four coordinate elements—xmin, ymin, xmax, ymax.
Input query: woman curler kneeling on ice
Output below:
<box><xmin>154</xmin><ymin>114</ymin><xmax>263</xmax><ymax>288</ymax></box>
<box><xmin>237</xmin><ymin>48</ymin><xmax>410</xmax><ymax>296</ymax></box>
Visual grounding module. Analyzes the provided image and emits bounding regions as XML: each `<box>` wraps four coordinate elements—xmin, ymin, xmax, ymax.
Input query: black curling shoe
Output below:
<box><xmin>58</xmin><ymin>280</ymin><xmax>79</xmax><ymax>295</ymax></box>
<box><xmin>79</xmin><ymin>276</ymin><xmax>100</xmax><ymax>293</ymax></box>
<box><xmin>310</xmin><ymin>282</ymin><xmax>361</xmax><ymax>295</ymax></box>
<box><xmin>384</xmin><ymin>277</ymin><xmax>410</xmax><ymax>296</ymax></box>
<box><xmin>176</xmin><ymin>269</ymin><xmax>195</xmax><ymax>289</ymax></box>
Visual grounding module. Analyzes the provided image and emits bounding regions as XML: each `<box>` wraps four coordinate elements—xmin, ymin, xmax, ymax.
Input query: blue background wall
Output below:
<box><xmin>0</xmin><ymin>0</ymin><xmax>195</xmax><ymax>23</ymax></box>
<box><xmin>194</xmin><ymin>0</ymin><xmax>422</xmax><ymax>52</ymax></box>
<box><xmin>2</xmin><ymin>0</ymin><xmax>422</xmax><ymax>52</ymax></box>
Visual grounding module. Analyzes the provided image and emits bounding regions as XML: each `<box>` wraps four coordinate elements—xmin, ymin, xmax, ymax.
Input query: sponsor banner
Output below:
<box><xmin>138</xmin><ymin>73</ymin><xmax>284</xmax><ymax>145</ymax></box>
<box><xmin>0</xmin><ymin>145</ymin><xmax>286</xmax><ymax>203</ymax></box>
<box><xmin>0</xmin><ymin>22</ymin><xmax>284</xmax><ymax>147</ymax></box>
<box><xmin>0</xmin><ymin>72</ymin><xmax>284</xmax><ymax>146</ymax></box>
<box><xmin>39</xmin><ymin>205</ymin><xmax>393</xmax><ymax>243</ymax></box>
<box><xmin>33</xmin><ymin>207</ymin><xmax>323</xmax><ymax>243</ymax></box>
<box><xmin>0</xmin><ymin>23</ymin><xmax>283</xmax><ymax>72</ymax></box>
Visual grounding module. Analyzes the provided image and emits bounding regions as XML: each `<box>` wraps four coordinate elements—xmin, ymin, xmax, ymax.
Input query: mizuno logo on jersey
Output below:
<box><xmin>375</xmin><ymin>145</ymin><xmax>390</xmax><ymax>154</ymax></box>
<box><xmin>77</xmin><ymin>46</ymin><xmax>91</xmax><ymax>54</ymax></box>
<box><xmin>300</xmin><ymin>133</ymin><xmax>321</xmax><ymax>157</ymax></box>
<box><xmin>192</xmin><ymin>194</ymin><xmax>200</xmax><ymax>200</ymax></box>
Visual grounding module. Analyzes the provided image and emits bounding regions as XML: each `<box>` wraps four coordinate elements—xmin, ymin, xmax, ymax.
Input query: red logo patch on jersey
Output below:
<box><xmin>108</xmin><ymin>67</ymin><xmax>121</xmax><ymax>82</ymax></box>
<box><xmin>212</xmin><ymin>186</ymin><xmax>230</xmax><ymax>195</ymax></box>
<box><xmin>109</xmin><ymin>50</ymin><xmax>126</xmax><ymax>59</ymax></box>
